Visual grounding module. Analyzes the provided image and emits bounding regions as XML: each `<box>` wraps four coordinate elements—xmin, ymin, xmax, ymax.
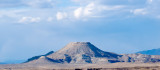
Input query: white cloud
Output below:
<box><xmin>19</xmin><ymin>17</ymin><xmax>41</xmax><ymax>23</ymax></box>
<box><xmin>1</xmin><ymin>0</ymin><xmax>160</xmax><ymax>23</ymax></box>
<box><xmin>100</xmin><ymin>5</ymin><xmax>125</xmax><ymax>11</ymax></box>
<box><xmin>128</xmin><ymin>0</ymin><xmax>160</xmax><ymax>19</ymax></box>
<box><xmin>131</xmin><ymin>8</ymin><xmax>147</xmax><ymax>15</ymax></box>
<box><xmin>129</xmin><ymin>0</ymin><xmax>160</xmax><ymax>18</ymax></box>
<box><xmin>19</xmin><ymin>17</ymin><xmax>29</xmax><ymax>23</ymax></box>
<box><xmin>56</xmin><ymin>12</ymin><xmax>67</xmax><ymax>20</ymax></box>
<box><xmin>73</xmin><ymin>3</ymin><xmax>95</xmax><ymax>19</ymax></box>
<box><xmin>83</xmin><ymin>3</ymin><xmax>94</xmax><ymax>16</ymax></box>
<box><xmin>30</xmin><ymin>17</ymin><xmax>41</xmax><ymax>22</ymax></box>
<box><xmin>73</xmin><ymin>2</ymin><xmax>125</xmax><ymax>19</ymax></box>
<box><xmin>74</xmin><ymin>7</ymin><xmax>83</xmax><ymax>18</ymax></box>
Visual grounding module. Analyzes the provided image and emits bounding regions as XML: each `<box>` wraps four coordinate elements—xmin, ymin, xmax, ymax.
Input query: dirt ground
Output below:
<box><xmin>0</xmin><ymin>63</ymin><xmax>160</xmax><ymax>70</ymax></box>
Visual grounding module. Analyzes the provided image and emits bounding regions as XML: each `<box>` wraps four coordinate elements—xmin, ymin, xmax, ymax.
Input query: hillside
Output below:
<box><xmin>25</xmin><ymin>51</ymin><xmax>54</xmax><ymax>63</ymax></box>
<box><xmin>47</xmin><ymin>42</ymin><xmax>122</xmax><ymax>63</ymax></box>
<box><xmin>25</xmin><ymin>42</ymin><xmax>160</xmax><ymax>64</ymax></box>
<box><xmin>137</xmin><ymin>48</ymin><xmax>160</xmax><ymax>55</ymax></box>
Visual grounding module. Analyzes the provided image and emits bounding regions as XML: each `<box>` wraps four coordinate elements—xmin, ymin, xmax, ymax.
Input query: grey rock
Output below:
<box><xmin>26</xmin><ymin>42</ymin><xmax>160</xmax><ymax>64</ymax></box>
<box><xmin>122</xmin><ymin>53</ymin><xmax>160</xmax><ymax>63</ymax></box>
<box><xmin>25</xmin><ymin>51</ymin><xmax>54</xmax><ymax>63</ymax></box>
<box><xmin>26</xmin><ymin>56</ymin><xmax>62</xmax><ymax>64</ymax></box>
<box><xmin>47</xmin><ymin>42</ymin><xmax>121</xmax><ymax>63</ymax></box>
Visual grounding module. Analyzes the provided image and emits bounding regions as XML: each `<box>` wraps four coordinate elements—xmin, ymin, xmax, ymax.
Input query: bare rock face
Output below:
<box><xmin>25</xmin><ymin>51</ymin><xmax>54</xmax><ymax>63</ymax></box>
<box><xmin>26</xmin><ymin>56</ymin><xmax>63</xmax><ymax>64</ymax></box>
<box><xmin>47</xmin><ymin>42</ymin><xmax>122</xmax><ymax>63</ymax></box>
<box><xmin>25</xmin><ymin>42</ymin><xmax>160</xmax><ymax>64</ymax></box>
<box><xmin>122</xmin><ymin>53</ymin><xmax>160</xmax><ymax>63</ymax></box>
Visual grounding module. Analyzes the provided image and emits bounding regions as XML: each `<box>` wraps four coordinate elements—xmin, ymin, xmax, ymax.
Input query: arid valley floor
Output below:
<box><xmin>0</xmin><ymin>63</ymin><xmax>160</xmax><ymax>70</ymax></box>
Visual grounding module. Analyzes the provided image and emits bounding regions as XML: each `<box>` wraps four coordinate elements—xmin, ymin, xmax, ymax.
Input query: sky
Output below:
<box><xmin>0</xmin><ymin>0</ymin><xmax>160</xmax><ymax>62</ymax></box>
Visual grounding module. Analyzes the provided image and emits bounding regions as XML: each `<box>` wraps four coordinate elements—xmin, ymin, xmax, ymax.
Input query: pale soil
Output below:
<box><xmin>0</xmin><ymin>63</ymin><xmax>160</xmax><ymax>70</ymax></box>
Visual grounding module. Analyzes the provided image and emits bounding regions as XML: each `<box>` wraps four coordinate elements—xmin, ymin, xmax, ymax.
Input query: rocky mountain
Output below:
<box><xmin>137</xmin><ymin>48</ymin><xmax>160</xmax><ymax>55</ymax></box>
<box><xmin>25</xmin><ymin>51</ymin><xmax>54</xmax><ymax>63</ymax></box>
<box><xmin>122</xmin><ymin>53</ymin><xmax>160</xmax><ymax>63</ymax></box>
<box><xmin>26</xmin><ymin>56</ymin><xmax>63</xmax><ymax>64</ymax></box>
<box><xmin>47</xmin><ymin>42</ymin><xmax>123</xmax><ymax>63</ymax></box>
<box><xmin>25</xmin><ymin>42</ymin><xmax>160</xmax><ymax>64</ymax></box>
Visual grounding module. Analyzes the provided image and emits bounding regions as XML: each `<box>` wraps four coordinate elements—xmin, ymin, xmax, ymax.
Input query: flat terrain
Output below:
<box><xmin>0</xmin><ymin>63</ymin><xmax>160</xmax><ymax>70</ymax></box>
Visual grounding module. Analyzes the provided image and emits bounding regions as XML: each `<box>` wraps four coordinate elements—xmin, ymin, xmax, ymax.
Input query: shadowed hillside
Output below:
<box><xmin>137</xmin><ymin>48</ymin><xmax>160</xmax><ymax>55</ymax></box>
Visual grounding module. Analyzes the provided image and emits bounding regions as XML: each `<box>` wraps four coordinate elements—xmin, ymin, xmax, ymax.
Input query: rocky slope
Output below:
<box><xmin>26</xmin><ymin>56</ymin><xmax>61</xmax><ymax>64</ymax></box>
<box><xmin>122</xmin><ymin>53</ymin><xmax>160</xmax><ymax>63</ymax></box>
<box><xmin>25</xmin><ymin>51</ymin><xmax>54</xmax><ymax>63</ymax></box>
<box><xmin>25</xmin><ymin>42</ymin><xmax>160</xmax><ymax>64</ymax></box>
<box><xmin>47</xmin><ymin>42</ymin><xmax>123</xmax><ymax>63</ymax></box>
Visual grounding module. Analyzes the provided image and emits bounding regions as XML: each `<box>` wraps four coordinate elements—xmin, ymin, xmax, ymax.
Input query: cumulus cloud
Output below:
<box><xmin>1</xmin><ymin>0</ymin><xmax>160</xmax><ymax>23</ymax></box>
<box><xmin>56</xmin><ymin>12</ymin><xmax>67</xmax><ymax>20</ymax></box>
<box><xmin>130</xmin><ymin>0</ymin><xmax>160</xmax><ymax>18</ymax></box>
<box><xmin>131</xmin><ymin>8</ymin><xmax>147</xmax><ymax>15</ymax></box>
<box><xmin>74</xmin><ymin>7</ymin><xmax>83</xmax><ymax>18</ymax></box>
<box><xmin>100</xmin><ymin>5</ymin><xmax>125</xmax><ymax>11</ymax></box>
<box><xmin>73</xmin><ymin>3</ymin><xmax>95</xmax><ymax>19</ymax></box>
<box><xmin>83</xmin><ymin>3</ymin><xmax>94</xmax><ymax>16</ymax></box>
<box><xmin>73</xmin><ymin>2</ymin><xmax>125</xmax><ymax>19</ymax></box>
<box><xmin>19</xmin><ymin>17</ymin><xmax>41</xmax><ymax>23</ymax></box>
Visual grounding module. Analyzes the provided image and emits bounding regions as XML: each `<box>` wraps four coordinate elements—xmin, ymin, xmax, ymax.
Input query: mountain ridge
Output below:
<box><xmin>25</xmin><ymin>42</ymin><xmax>160</xmax><ymax>64</ymax></box>
<box><xmin>25</xmin><ymin>51</ymin><xmax>54</xmax><ymax>63</ymax></box>
<box><xmin>47</xmin><ymin>42</ymin><xmax>122</xmax><ymax>64</ymax></box>
<box><xmin>137</xmin><ymin>48</ymin><xmax>160</xmax><ymax>55</ymax></box>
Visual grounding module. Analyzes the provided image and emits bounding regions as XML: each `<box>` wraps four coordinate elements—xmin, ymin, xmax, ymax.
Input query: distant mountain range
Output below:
<box><xmin>24</xmin><ymin>42</ymin><xmax>160</xmax><ymax>64</ymax></box>
<box><xmin>137</xmin><ymin>48</ymin><xmax>160</xmax><ymax>55</ymax></box>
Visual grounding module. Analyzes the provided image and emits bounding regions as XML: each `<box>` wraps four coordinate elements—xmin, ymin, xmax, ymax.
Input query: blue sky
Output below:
<box><xmin>0</xmin><ymin>0</ymin><xmax>160</xmax><ymax>62</ymax></box>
